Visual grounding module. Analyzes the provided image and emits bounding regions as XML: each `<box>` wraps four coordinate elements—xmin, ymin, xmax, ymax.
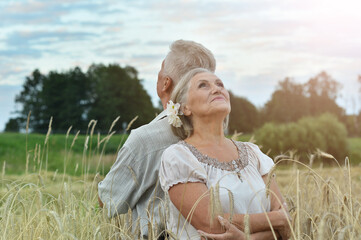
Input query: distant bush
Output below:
<box><xmin>255</xmin><ymin>113</ymin><xmax>348</xmax><ymax>162</ymax></box>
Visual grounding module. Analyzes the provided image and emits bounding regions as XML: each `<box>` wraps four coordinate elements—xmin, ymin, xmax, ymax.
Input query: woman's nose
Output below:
<box><xmin>211</xmin><ymin>83</ymin><xmax>222</xmax><ymax>94</ymax></box>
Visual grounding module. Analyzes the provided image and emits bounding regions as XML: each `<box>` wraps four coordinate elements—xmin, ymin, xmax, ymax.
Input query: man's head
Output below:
<box><xmin>157</xmin><ymin>39</ymin><xmax>216</xmax><ymax>109</ymax></box>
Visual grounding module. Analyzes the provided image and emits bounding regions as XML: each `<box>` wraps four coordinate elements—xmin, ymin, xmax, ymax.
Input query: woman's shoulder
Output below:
<box><xmin>163</xmin><ymin>140</ymin><xmax>190</xmax><ymax>155</ymax></box>
<box><xmin>234</xmin><ymin>140</ymin><xmax>274</xmax><ymax>174</ymax></box>
<box><xmin>233</xmin><ymin>140</ymin><xmax>260</xmax><ymax>151</ymax></box>
<box><xmin>162</xmin><ymin>141</ymin><xmax>199</xmax><ymax>165</ymax></box>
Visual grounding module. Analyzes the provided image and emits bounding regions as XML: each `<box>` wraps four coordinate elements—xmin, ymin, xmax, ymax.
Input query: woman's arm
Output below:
<box><xmin>262</xmin><ymin>174</ymin><xmax>291</xmax><ymax>239</ymax></box>
<box><xmin>198</xmin><ymin>216</ymin><xmax>281</xmax><ymax>240</ymax></box>
<box><xmin>216</xmin><ymin>174</ymin><xmax>291</xmax><ymax>235</ymax></box>
<box><xmin>169</xmin><ymin>181</ymin><xmax>225</xmax><ymax>234</ymax></box>
<box><xmin>168</xmin><ymin>180</ymin><xmax>290</xmax><ymax>235</ymax></box>
<box><xmin>262</xmin><ymin>174</ymin><xmax>286</xmax><ymax>211</ymax></box>
<box><xmin>224</xmin><ymin>210</ymin><xmax>288</xmax><ymax>233</ymax></box>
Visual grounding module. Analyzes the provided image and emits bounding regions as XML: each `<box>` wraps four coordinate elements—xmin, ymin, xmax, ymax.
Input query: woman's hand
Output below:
<box><xmin>275</xmin><ymin>204</ymin><xmax>292</xmax><ymax>240</ymax></box>
<box><xmin>198</xmin><ymin>216</ymin><xmax>245</xmax><ymax>240</ymax></box>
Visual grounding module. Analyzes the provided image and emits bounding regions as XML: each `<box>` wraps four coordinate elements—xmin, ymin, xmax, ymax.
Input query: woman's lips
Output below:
<box><xmin>211</xmin><ymin>96</ymin><xmax>226</xmax><ymax>102</ymax></box>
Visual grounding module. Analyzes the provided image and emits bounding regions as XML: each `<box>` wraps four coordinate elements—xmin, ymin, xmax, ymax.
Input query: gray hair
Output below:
<box><xmin>163</xmin><ymin>40</ymin><xmax>216</xmax><ymax>86</ymax></box>
<box><xmin>170</xmin><ymin>68</ymin><xmax>229</xmax><ymax>139</ymax></box>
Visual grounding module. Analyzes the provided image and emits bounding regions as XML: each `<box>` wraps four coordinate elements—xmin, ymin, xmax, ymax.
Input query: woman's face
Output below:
<box><xmin>183</xmin><ymin>71</ymin><xmax>230</xmax><ymax>119</ymax></box>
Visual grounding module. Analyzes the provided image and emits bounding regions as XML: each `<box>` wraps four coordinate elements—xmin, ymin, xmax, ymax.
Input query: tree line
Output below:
<box><xmin>229</xmin><ymin>72</ymin><xmax>361</xmax><ymax>136</ymax></box>
<box><xmin>5</xmin><ymin>64</ymin><xmax>157</xmax><ymax>133</ymax></box>
<box><xmin>5</xmin><ymin>64</ymin><xmax>361</xmax><ymax>136</ymax></box>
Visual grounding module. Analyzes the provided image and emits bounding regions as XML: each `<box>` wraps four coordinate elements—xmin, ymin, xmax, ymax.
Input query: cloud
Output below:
<box><xmin>0</xmin><ymin>30</ymin><xmax>98</xmax><ymax>59</ymax></box>
<box><xmin>0</xmin><ymin>59</ymin><xmax>29</xmax><ymax>84</ymax></box>
<box><xmin>0</xmin><ymin>0</ymin><xmax>106</xmax><ymax>26</ymax></box>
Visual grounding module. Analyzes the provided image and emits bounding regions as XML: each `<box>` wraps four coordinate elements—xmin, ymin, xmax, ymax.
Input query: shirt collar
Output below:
<box><xmin>151</xmin><ymin>110</ymin><xmax>167</xmax><ymax>123</ymax></box>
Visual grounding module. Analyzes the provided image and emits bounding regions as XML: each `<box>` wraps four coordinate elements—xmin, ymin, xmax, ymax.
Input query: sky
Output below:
<box><xmin>1</xmin><ymin>0</ymin><xmax>361</xmax><ymax>132</ymax></box>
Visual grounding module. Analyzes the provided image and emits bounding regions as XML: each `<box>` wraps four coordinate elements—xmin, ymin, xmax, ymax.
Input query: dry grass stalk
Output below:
<box><xmin>126</xmin><ymin>116</ymin><xmax>138</xmax><ymax>131</ymax></box>
<box><xmin>227</xmin><ymin>190</ymin><xmax>234</xmax><ymax>222</ymax></box>
<box><xmin>209</xmin><ymin>186</ymin><xmax>215</xmax><ymax>227</ymax></box>
<box><xmin>214</xmin><ymin>183</ymin><xmax>223</xmax><ymax>217</ymax></box>
<box><xmin>70</xmin><ymin>131</ymin><xmax>80</xmax><ymax>149</ymax></box>
<box><xmin>26</xmin><ymin>111</ymin><xmax>31</xmax><ymax>155</ymax></box>
<box><xmin>1</xmin><ymin>161</ymin><xmax>5</xmax><ymax>179</ymax></box>
<box><xmin>44</xmin><ymin>116</ymin><xmax>53</xmax><ymax>145</ymax></box>
<box><xmin>244</xmin><ymin>214</ymin><xmax>250</xmax><ymax>240</ymax></box>
<box><xmin>108</xmin><ymin>116</ymin><xmax>120</xmax><ymax>134</ymax></box>
<box><xmin>230</xmin><ymin>131</ymin><xmax>243</xmax><ymax>141</ymax></box>
<box><xmin>88</xmin><ymin>119</ymin><xmax>96</xmax><ymax>129</ymax></box>
<box><xmin>66</xmin><ymin>126</ymin><xmax>73</xmax><ymax>138</ymax></box>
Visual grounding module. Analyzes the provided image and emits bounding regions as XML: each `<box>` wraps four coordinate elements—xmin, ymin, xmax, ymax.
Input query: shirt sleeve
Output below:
<box><xmin>246</xmin><ymin>142</ymin><xmax>274</xmax><ymax>176</ymax></box>
<box><xmin>98</xmin><ymin>145</ymin><xmax>140</xmax><ymax>217</ymax></box>
<box><xmin>159</xmin><ymin>144</ymin><xmax>207</xmax><ymax>192</ymax></box>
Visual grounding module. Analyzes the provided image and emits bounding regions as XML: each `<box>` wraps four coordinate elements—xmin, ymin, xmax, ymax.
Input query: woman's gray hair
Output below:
<box><xmin>170</xmin><ymin>68</ymin><xmax>229</xmax><ymax>139</ymax></box>
<box><xmin>163</xmin><ymin>40</ymin><xmax>216</xmax><ymax>85</ymax></box>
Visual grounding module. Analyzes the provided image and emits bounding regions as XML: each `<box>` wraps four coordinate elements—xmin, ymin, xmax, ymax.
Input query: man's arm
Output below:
<box><xmin>98</xmin><ymin>144</ymin><xmax>141</xmax><ymax>216</ymax></box>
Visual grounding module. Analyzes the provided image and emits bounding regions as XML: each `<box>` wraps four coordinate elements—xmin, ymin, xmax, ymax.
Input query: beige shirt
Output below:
<box><xmin>98</xmin><ymin>110</ymin><xmax>179</xmax><ymax>237</ymax></box>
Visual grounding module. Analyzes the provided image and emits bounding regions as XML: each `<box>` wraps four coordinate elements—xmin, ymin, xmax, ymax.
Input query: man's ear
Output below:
<box><xmin>162</xmin><ymin>76</ymin><xmax>173</xmax><ymax>93</ymax></box>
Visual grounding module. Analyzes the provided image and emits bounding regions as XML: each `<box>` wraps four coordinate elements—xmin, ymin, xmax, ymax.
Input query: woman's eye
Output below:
<box><xmin>217</xmin><ymin>82</ymin><xmax>224</xmax><ymax>87</ymax></box>
<box><xmin>198</xmin><ymin>83</ymin><xmax>207</xmax><ymax>88</ymax></box>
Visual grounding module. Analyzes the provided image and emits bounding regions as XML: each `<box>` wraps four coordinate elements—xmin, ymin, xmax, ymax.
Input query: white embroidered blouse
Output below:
<box><xmin>159</xmin><ymin>140</ymin><xmax>274</xmax><ymax>240</ymax></box>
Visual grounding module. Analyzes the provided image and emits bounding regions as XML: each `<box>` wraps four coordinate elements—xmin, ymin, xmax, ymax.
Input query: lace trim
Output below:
<box><xmin>180</xmin><ymin>140</ymin><xmax>249</xmax><ymax>173</ymax></box>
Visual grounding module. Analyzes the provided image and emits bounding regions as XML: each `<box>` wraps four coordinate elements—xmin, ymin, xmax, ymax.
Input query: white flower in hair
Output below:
<box><xmin>166</xmin><ymin>100</ymin><xmax>183</xmax><ymax>127</ymax></box>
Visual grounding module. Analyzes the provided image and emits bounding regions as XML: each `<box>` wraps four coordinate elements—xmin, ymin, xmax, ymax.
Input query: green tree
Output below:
<box><xmin>41</xmin><ymin>67</ymin><xmax>91</xmax><ymax>132</ymax></box>
<box><xmin>15</xmin><ymin>68</ymin><xmax>91</xmax><ymax>133</ymax></box>
<box><xmin>255</xmin><ymin>113</ymin><xmax>348</xmax><ymax>161</ymax></box>
<box><xmin>15</xmin><ymin>69</ymin><xmax>46</xmax><ymax>131</ymax></box>
<box><xmin>263</xmin><ymin>72</ymin><xmax>344</xmax><ymax>124</ymax></box>
<box><xmin>228</xmin><ymin>92</ymin><xmax>259</xmax><ymax>133</ymax></box>
<box><xmin>14</xmin><ymin>64</ymin><xmax>156</xmax><ymax>133</ymax></box>
<box><xmin>87</xmin><ymin>64</ymin><xmax>156</xmax><ymax>131</ymax></box>
<box><xmin>262</xmin><ymin>78</ymin><xmax>309</xmax><ymax>123</ymax></box>
<box><xmin>4</xmin><ymin>118</ymin><xmax>20</xmax><ymax>132</ymax></box>
<box><xmin>304</xmin><ymin>71</ymin><xmax>344</xmax><ymax>118</ymax></box>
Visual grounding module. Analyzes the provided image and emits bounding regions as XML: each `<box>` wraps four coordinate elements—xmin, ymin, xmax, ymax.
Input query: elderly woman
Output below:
<box><xmin>159</xmin><ymin>68</ymin><xmax>291</xmax><ymax>240</ymax></box>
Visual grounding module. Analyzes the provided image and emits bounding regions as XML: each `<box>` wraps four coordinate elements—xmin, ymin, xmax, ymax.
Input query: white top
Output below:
<box><xmin>159</xmin><ymin>140</ymin><xmax>274</xmax><ymax>240</ymax></box>
<box><xmin>98</xmin><ymin>110</ymin><xmax>179</xmax><ymax>237</ymax></box>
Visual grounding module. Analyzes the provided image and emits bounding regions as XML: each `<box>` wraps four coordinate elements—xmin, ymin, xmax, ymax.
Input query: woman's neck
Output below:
<box><xmin>187</xmin><ymin>115</ymin><xmax>226</xmax><ymax>146</ymax></box>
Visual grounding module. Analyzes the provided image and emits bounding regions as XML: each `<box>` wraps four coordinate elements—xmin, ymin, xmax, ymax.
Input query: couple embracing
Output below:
<box><xmin>98</xmin><ymin>40</ymin><xmax>291</xmax><ymax>240</ymax></box>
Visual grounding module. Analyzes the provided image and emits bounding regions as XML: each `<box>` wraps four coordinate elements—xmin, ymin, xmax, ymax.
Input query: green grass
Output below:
<box><xmin>347</xmin><ymin>137</ymin><xmax>361</xmax><ymax>165</ymax></box>
<box><xmin>1</xmin><ymin>132</ymin><xmax>361</xmax><ymax>176</ymax></box>
<box><xmin>0</xmin><ymin>132</ymin><xmax>128</xmax><ymax>175</ymax></box>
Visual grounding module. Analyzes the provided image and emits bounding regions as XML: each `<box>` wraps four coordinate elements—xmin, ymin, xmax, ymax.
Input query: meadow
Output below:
<box><xmin>1</xmin><ymin>130</ymin><xmax>361</xmax><ymax>239</ymax></box>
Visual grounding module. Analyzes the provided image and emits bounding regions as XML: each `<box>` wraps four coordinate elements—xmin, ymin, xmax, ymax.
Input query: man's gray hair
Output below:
<box><xmin>163</xmin><ymin>40</ymin><xmax>216</xmax><ymax>85</ymax></box>
<box><xmin>170</xmin><ymin>68</ymin><xmax>229</xmax><ymax>139</ymax></box>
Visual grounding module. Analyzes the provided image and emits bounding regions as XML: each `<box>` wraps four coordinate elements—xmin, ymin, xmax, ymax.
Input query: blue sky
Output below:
<box><xmin>1</xmin><ymin>0</ymin><xmax>361</xmax><ymax>131</ymax></box>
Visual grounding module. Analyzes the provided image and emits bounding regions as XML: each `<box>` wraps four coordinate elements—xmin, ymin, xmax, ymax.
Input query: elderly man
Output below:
<box><xmin>98</xmin><ymin>39</ymin><xmax>216</xmax><ymax>239</ymax></box>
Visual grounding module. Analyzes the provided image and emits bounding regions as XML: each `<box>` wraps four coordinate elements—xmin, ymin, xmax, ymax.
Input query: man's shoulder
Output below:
<box><xmin>124</xmin><ymin>114</ymin><xmax>179</xmax><ymax>154</ymax></box>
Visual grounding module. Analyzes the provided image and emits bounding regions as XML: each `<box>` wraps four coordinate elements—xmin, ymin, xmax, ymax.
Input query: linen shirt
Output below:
<box><xmin>159</xmin><ymin>140</ymin><xmax>274</xmax><ymax>240</ymax></box>
<box><xmin>98</xmin><ymin>110</ymin><xmax>179</xmax><ymax>237</ymax></box>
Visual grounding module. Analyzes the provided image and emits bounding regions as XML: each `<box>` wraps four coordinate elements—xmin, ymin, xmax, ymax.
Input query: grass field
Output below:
<box><xmin>1</xmin><ymin>132</ymin><xmax>361</xmax><ymax>239</ymax></box>
<box><xmin>0</xmin><ymin>132</ymin><xmax>128</xmax><ymax>175</ymax></box>
<box><xmin>1</xmin><ymin>132</ymin><xmax>360</xmax><ymax>176</ymax></box>
<box><xmin>1</xmin><ymin>164</ymin><xmax>360</xmax><ymax>239</ymax></box>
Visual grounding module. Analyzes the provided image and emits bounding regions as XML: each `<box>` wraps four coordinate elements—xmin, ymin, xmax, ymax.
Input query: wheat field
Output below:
<box><xmin>1</xmin><ymin>118</ymin><xmax>361</xmax><ymax>239</ymax></box>
<box><xmin>1</xmin><ymin>157</ymin><xmax>361</xmax><ymax>239</ymax></box>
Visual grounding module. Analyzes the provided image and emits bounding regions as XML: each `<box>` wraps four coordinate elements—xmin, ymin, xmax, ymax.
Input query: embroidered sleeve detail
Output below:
<box><xmin>180</xmin><ymin>140</ymin><xmax>249</xmax><ymax>173</ymax></box>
